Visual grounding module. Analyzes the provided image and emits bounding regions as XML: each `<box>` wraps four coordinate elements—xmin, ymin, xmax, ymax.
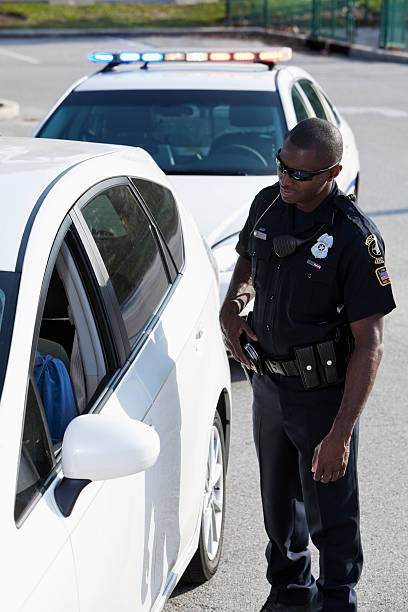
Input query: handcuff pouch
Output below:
<box><xmin>316</xmin><ymin>340</ymin><xmax>340</xmax><ymax>384</ymax></box>
<box><xmin>293</xmin><ymin>346</ymin><xmax>321</xmax><ymax>390</ymax></box>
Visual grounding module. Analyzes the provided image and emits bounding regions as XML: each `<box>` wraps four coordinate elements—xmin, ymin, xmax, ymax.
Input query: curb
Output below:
<box><xmin>0</xmin><ymin>98</ymin><xmax>19</xmax><ymax>120</ymax></box>
<box><xmin>0</xmin><ymin>25</ymin><xmax>407</xmax><ymax>64</ymax></box>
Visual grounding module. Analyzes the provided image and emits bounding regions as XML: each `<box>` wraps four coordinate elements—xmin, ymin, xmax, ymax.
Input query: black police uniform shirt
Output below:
<box><xmin>236</xmin><ymin>181</ymin><xmax>396</xmax><ymax>359</ymax></box>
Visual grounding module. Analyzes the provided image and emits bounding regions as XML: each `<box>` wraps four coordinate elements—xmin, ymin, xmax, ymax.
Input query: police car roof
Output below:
<box><xmin>75</xmin><ymin>63</ymin><xmax>279</xmax><ymax>93</ymax></box>
<box><xmin>0</xmin><ymin>137</ymin><xmax>164</xmax><ymax>272</ymax></box>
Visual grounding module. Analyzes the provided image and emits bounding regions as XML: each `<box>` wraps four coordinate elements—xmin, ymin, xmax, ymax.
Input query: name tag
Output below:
<box><xmin>254</xmin><ymin>230</ymin><xmax>267</xmax><ymax>240</ymax></box>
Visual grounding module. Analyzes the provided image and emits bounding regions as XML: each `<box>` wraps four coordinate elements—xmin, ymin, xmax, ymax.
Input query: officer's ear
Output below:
<box><xmin>330</xmin><ymin>164</ymin><xmax>342</xmax><ymax>179</ymax></box>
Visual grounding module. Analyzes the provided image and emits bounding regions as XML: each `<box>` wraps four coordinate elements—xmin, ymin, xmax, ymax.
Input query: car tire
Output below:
<box><xmin>183</xmin><ymin>410</ymin><xmax>226</xmax><ymax>584</ymax></box>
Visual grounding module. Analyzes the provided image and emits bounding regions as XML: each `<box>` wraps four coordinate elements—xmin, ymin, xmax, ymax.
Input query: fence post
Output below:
<box><xmin>347</xmin><ymin>0</ymin><xmax>356</xmax><ymax>43</ymax></box>
<box><xmin>312</xmin><ymin>0</ymin><xmax>321</xmax><ymax>38</ymax></box>
<box><xmin>380</xmin><ymin>0</ymin><xmax>408</xmax><ymax>49</ymax></box>
<box><xmin>226</xmin><ymin>0</ymin><xmax>231</xmax><ymax>25</ymax></box>
<box><xmin>263</xmin><ymin>0</ymin><xmax>270</xmax><ymax>27</ymax></box>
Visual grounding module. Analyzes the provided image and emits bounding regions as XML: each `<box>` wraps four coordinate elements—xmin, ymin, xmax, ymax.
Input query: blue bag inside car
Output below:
<box><xmin>34</xmin><ymin>352</ymin><xmax>78</xmax><ymax>444</ymax></box>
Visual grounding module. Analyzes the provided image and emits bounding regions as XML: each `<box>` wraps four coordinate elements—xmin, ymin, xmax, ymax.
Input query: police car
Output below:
<box><xmin>0</xmin><ymin>137</ymin><xmax>231</xmax><ymax>611</ymax></box>
<box><xmin>34</xmin><ymin>48</ymin><xmax>360</xmax><ymax>302</ymax></box>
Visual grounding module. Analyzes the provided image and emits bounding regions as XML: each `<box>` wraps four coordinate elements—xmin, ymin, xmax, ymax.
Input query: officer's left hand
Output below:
<box><xmin>312</xmin><ymin>432</ymin><xmax>350</xmax><ymax>484</ymax></box>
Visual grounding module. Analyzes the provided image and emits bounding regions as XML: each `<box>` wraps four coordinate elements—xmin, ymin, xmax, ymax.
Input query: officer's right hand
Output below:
<box><xmin>219</xmin><ymin>301</ymin><xmax>258</xmax><ymax>369</ymax></box>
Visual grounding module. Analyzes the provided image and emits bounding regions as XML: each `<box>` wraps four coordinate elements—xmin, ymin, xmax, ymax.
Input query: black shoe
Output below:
<box><xmin>259</xmin><ymin>595</ymin><xmax>311</xmax><ymax>612</ymax></box>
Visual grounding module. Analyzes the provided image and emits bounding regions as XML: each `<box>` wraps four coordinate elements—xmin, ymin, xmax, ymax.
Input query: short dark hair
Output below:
<box><xmin>285</xmin><ymin>118</ymin><xmax>343</xmax><ymax>166</ymax></box>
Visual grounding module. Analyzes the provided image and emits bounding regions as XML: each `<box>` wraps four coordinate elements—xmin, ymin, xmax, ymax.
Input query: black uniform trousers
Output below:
<box><xmin>252</xmin><ymin>372</ymin><xmax>363</xmax><ymax>612</ymax></box>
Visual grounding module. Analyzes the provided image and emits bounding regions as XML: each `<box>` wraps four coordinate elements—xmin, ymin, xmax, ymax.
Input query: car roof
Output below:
<box><xmin>0</xmin><ymin>137</ymin><xmax>165</xmax><ymax>272</ymax></box>
<box><xmin>75</xmin><ymin>64</ymin><xmax>279</xmax><ymax>93</ymax></box>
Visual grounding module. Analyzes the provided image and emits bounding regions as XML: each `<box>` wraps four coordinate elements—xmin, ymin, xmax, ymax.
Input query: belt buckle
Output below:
<box><xmin>266</xmin><ymin>359</ymin><xmax>285</xmax><ymax>376</ymax></box>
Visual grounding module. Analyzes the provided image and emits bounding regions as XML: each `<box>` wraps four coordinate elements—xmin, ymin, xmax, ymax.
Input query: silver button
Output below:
<box><xmin>326</xmin><ymin>360</ymin><xmax>333</xmax><ymax>366</ymax></box>
<box><xmin>306</xmin><ymin>365</ymin><xmax>312</xmax><ymax>371</ymax></box>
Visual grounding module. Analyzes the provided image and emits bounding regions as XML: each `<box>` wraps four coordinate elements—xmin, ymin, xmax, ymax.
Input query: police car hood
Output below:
<box><xmin>168</xmin><ymin>175</ymin><xmax>277</xmax><ymax>248</ymax></box>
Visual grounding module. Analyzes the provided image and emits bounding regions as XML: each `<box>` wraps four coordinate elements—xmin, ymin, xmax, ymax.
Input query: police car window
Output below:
<box><xmin>291</xmin><ymin>85</ymin><xmax>310</xmax><ymax>122</ymax></box>
<box><xmin>36</xmin><ymin>89</ymin><xmax>285</xmax><ymax>176</ymax></box>
<box><xmin>319</xmin><ymin>90</ymin><xmax>341</xmax><ymax>126</ymax></box>
<box><xmin>81</xmin><ymin>185</ymin><xmax>170</xmax><ymax>348</ymax></box>
<box><xmin>131</xmin><ymin>179</ymin><xmax>184</xmax><ymax>273</ymax></box>
<box><xmin>297</xmin><ymin>79</ymin><xmax>328</xmax><ymax>120</ymax></box>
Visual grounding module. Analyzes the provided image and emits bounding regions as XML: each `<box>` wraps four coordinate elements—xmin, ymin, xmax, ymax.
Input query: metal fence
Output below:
<box><xmin>380</xmin><ymin>0</ymin><xmax>408</xmax><ymax>48</ymax></box>
<box><xmin>227</xmin><ymin>0</ymin><xmax>356</xmax><ymax>42</ymax></box>
<box><xmin>227</xmin><ymin>0</ymin><xmax>408</xmax><ymax>48</ymax></box>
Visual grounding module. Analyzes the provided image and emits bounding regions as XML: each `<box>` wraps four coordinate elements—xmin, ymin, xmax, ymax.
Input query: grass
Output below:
<box><xmin>0</xmin><ymin>2</ymin><xmax>227</xmax><ymax>29</ymax></box>
<box><xmin>0</xmin><ymin>1</ymin><xmax>383</xmax><ymax>30</ymax></box>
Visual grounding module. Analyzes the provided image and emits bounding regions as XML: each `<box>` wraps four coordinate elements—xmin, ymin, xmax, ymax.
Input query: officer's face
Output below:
<box><xmin>278</xmin><ymin>142</ymin><xmax>341</xmax><ymax>210</ymax></box>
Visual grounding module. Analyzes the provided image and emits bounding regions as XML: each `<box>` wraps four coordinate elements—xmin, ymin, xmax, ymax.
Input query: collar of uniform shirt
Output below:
<box><xmin>288</xmin><ymin>181</ymin><xmax>338</xmax><ymax>236</ymax></box>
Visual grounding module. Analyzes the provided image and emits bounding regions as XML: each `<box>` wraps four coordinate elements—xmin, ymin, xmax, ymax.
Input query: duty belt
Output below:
<box><xmin>264</xmin><ymin>356</ymin><xmax>298</xmax><ymax>377</ymax></box>
<box><xmin>242</xmin><ymin>339</ymin><xmax>350</xmax><ymax>390</ymax></box>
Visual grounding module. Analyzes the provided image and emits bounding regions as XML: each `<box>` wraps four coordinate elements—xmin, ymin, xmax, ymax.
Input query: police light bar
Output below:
<box><xmin>88</xmin><ymin>48</ymin><xmax>292</xmax><ymax>68</ymax></box>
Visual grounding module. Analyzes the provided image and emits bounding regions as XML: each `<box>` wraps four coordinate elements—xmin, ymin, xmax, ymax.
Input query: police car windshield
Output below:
<box><xmin>37</xmin><ymin>90</ymin><xmax>285</xmax><ymax>176</ymax></box>
<box><xmin>0</xmin><ymin>272</ymin><xmax>19</xmax><ymax>403</ymax></box>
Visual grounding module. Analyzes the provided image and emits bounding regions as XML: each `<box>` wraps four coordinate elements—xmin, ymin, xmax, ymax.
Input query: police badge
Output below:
<box><xmin>311</xmin><ymin>233</ymin><xmax>333</xmax><ymax>259</ymax></box>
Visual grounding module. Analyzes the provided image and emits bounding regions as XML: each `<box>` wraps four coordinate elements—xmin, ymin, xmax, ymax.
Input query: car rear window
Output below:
<box><xmin>37</xmin><ymin>89</ymin><xmax>286</xmax><ymax>176</ymax></box>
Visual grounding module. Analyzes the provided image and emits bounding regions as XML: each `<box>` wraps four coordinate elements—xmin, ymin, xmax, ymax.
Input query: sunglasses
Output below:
<box><xmin>276</xmin><ymin>148</ymin><xmax>340</xmax><ymax>182</ymax></box>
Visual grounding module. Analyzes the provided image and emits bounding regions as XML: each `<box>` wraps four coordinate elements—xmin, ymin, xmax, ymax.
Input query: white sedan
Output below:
<box><xmin>34</xmin><ymin>48</ymin><xmax>360</xmax><ymax>303</ymax></box>
<box><xmin>0</xmin><ymin>137</ymin><xmax>231</xmax><ymax>611</ymax></box>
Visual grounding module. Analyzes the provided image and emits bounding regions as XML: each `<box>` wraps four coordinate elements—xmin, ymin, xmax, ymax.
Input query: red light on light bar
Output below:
<box><xmin>258</xmin><ymin>48</ymin><xmax>292</xmax><ymax>62</ymax></box>
<box><xmin>209</xmin><ymin>52</ymin><xmax>232</xmax><ymax>62</ymax></box>
<box><xmin>233</xmin><ymin>51</ymin><xmax>256</xmax><ymax>62</ymax></box>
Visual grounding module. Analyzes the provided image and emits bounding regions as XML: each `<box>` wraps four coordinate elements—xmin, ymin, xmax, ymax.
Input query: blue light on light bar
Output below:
<box><xmin>141</xmin><ymin>52</ymin><xmax>164</xmax><ymax>62</ymax></box>
<box><xmin>89</xmin><ymin>52</ymin><xmax>115</xmax><ymax>63</ymax></box>
<box><xmin>119</xmin><ymin>52</ymin><xmax>141</xmax><ymax>62</ymax></box>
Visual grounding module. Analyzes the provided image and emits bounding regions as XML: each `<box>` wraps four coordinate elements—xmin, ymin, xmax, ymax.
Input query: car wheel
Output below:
<box><xmin>183</xmin><ymin>410</ymin><xmax>226</xmax><ymax>584</ymax></box>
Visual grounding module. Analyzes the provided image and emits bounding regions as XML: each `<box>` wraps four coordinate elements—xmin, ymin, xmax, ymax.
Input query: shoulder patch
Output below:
<box><xmin>365</xmin><ymin>234</ymin><xmax>384</xmax><ymax>264</ymax></box>
<box><xmin>375</xmin><ymin>266</ymin><xmax>391</xmax><ymax>286</ymax></box>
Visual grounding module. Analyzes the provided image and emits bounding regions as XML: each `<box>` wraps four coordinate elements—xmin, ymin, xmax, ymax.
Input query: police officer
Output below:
<box><xmin>220</xmin><ymin>118</ymin><xmax>396</xmax><ymax>612</ymax></box>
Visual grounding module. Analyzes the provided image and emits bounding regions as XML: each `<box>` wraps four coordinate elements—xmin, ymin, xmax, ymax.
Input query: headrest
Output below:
<box><xmin>43</xmin><ymin>270</ymin><xmax>68</xmax><ymax>319</ymax></box>
<box><xmin>229</xmin><ymin>105</ymin><xmax>275</xmax><ymax>127</ymax></box>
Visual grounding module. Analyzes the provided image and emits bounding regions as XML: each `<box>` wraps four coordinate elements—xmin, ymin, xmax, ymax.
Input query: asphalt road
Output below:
<box><xmin>1</xmin><ymin>35</ymin><xmax>407</xmax><ymax>611</ymax></box>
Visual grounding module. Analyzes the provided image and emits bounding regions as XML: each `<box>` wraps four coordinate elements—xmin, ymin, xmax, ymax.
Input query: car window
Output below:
<box><xmin>291</xmin><ymin>85</ymin><xmax>310</xmax><ymax>122</ymax></box>
<box><xmin>319</xmin><ymin>90</ymin><xmax>341</xmax><ymax>126</ymax></box>
<box><xmin>15</xmin><ymin>230</ymin><xmax>109</xmax><ymax>523</ymax></box>
<box><xmin>36</xmin><ymin>89</ymin><xmax>286</xmax><ymax>176</ymax></box>
<box><xmin>81</xmin><ymin>185</ymin><xmax>170</xmax><ymax>348</ymax></box>
<box><xmin>297</xmin><ymin>79</ymin><xmax>328</xmax><ymax>120</ymax></box>
<box><xmin>132</xmin><ymin>179</ymin><xmax>184</xmax><ymax>273</ymax></box>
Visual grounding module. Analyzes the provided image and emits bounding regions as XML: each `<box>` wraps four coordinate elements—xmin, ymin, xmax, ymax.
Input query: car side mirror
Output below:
<box><xmin>54</xmin><ymin>413</ymin><xmax>160</xmax><ymax>517</ymax></box>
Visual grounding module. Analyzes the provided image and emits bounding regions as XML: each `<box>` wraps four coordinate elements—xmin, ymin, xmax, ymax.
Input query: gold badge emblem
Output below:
<box><xmin>365</xmin><ymin>234</ymin><xmax>384</xmax><ymax>265</ymax></box>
